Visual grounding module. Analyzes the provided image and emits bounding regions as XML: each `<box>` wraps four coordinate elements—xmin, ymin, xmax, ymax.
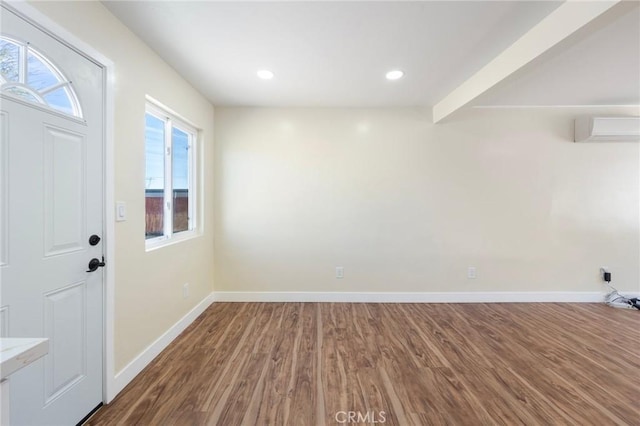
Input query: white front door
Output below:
<box><xmin>0</xmin><ymin>5</ymin><xmax>104</xmax><ymax>425</ymax></box>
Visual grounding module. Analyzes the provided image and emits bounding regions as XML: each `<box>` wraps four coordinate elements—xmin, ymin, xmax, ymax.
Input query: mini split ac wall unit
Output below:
<box><xmin>574</xmin><ymin>116</ymin><xmax>640</xmax><ymax>142</ymax></box>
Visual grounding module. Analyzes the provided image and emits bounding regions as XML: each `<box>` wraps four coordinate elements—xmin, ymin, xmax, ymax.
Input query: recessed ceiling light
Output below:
<box><xmin>386</xmin><ymin>70</ymin><xmax>404</xmax><ymax>80</ymax></box>
<box><xmin>257</xmin><ymin>69</ymin><xmax>274</xmax><ymax>80</ymax></box>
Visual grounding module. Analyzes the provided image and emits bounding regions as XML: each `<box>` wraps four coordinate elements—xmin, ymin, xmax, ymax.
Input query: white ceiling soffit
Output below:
<box><xmin>103</xmin><ymin>1</ymin><xmax>638</xmax><ymax>111</ymax></box>
<box><xmin>433</xmin><ymin>0</ymin><xmax>631</xmax><ymax>122</ymax></box>
<box><xmin>473</xmin><ymin>2</ymin><xmax>640</xmax><ymax>109</ymax></box>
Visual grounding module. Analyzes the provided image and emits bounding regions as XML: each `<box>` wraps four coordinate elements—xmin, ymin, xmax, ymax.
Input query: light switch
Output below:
<box><xmin>116</xmin><ymin>201</ymin><xmax>126</xmax><ymax>221</ymax></box>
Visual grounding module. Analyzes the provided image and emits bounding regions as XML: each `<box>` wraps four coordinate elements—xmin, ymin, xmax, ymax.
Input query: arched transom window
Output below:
<box><xmin>0</xmin><ymin>36</ymin><xmax>82</xmax><ymax>118</ymax></box>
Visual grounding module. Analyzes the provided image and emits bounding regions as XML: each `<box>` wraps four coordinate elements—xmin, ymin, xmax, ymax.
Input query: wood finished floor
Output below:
<box><xmin>87</xmin><ymin>303</ymin><xmax>640</xmax><ymax>425</ymax></box>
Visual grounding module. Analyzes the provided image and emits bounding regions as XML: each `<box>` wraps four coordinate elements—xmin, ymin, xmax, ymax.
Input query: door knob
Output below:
<box><xmin>87</xmin><ymin>256</ymin><xmax>106</xmax><ymax>272</ymax></box>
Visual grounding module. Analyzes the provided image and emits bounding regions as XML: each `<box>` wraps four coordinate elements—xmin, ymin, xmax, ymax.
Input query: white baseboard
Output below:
<box><xmin>212</xmin><ymin>291</ymin><xmax>618</xmax><ymax>303</ymax></box>
<box><xmin>109</xmin><ymin>292</ymin><xmax>214</xmax><ymax>401</ymax></box>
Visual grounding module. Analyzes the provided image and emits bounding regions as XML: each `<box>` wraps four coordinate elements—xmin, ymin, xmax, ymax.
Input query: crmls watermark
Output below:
<box><xmin>334</xmin><ymin>411</ymin><xmax>386</xmax><ymax>424</ymax></box>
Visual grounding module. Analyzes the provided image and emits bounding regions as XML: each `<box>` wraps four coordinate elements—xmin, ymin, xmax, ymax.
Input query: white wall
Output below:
<box><xmin>29</xmin><ymin>2</ymin><xmax>215</xmax><ymax>373</ymax></box>
<box><xmin>214</xmin><ymin>107</ymin><xmax>639</xmax><ymax>295</ymax></box>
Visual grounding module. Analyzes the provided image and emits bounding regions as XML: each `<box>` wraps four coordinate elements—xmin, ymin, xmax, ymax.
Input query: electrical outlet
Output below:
<box><xmin>336</xmin><ymin>266</ymin><xmax>344</xmax><ymax>279</ymax></box>
<box><xmin>183</xmin><ymin>283</ymin><xmax>190</xmax><ymax>299</ymax></box>
<box><xmin>467</xmin><ymin>267</ymin><xmax>477</xmax><ymax>279</ymax></box>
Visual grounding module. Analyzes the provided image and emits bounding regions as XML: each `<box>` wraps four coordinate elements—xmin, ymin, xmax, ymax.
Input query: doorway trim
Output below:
<box><xmin>5</xmin><ymin>1</ymin><xmax>117</xmax><ymax>403</ymax></box>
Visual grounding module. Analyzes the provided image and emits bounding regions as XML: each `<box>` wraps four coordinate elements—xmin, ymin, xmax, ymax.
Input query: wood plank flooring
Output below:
<box><xmin>87</xmin><ymin>303</ymin><xmax>640</xmax><ymax>425</ymax></box>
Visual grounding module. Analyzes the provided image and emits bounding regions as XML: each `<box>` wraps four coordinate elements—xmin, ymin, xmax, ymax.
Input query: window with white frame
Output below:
<box><xmin>145</xmin><ymin>101</ymin><xmax>198</xmax><ymax>247</ymax></box>
<box><xmin>0</xmin><ymin>36</ymin><xmax>82</xmax><ymax>117</ymax></box>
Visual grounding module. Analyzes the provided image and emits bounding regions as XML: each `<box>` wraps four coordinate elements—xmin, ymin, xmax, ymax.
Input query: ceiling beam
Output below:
<box><xmin>432</xmin><ymin>0</ymin><xmax>621</xmax><ymax>123</ymax></box>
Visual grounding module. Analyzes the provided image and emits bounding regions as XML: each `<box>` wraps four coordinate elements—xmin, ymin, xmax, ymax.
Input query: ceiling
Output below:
<box><xmin>104</xmin><ymin>1</ymin><xmax>639</xmax><ymax>108</ymax></box>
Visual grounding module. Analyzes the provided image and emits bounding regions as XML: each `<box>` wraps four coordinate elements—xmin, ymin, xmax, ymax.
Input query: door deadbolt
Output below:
<box><xmin>89</xmin><ymin>234</ymin><xmax>101</xmax><ymax>246</ymax></box>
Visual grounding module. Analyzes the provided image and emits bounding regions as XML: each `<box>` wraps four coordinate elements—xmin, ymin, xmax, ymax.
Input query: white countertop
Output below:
<box><xmin>0</xmin><ymin>338</ymin><xmax>49</xmax><ymax>380</ymax></box>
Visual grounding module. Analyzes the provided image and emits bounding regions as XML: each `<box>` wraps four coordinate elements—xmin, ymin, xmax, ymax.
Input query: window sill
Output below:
<box><xmin>145</xmin><ymin>230</ymin><xmax>201</xmax><ymax>252</ymax></box>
